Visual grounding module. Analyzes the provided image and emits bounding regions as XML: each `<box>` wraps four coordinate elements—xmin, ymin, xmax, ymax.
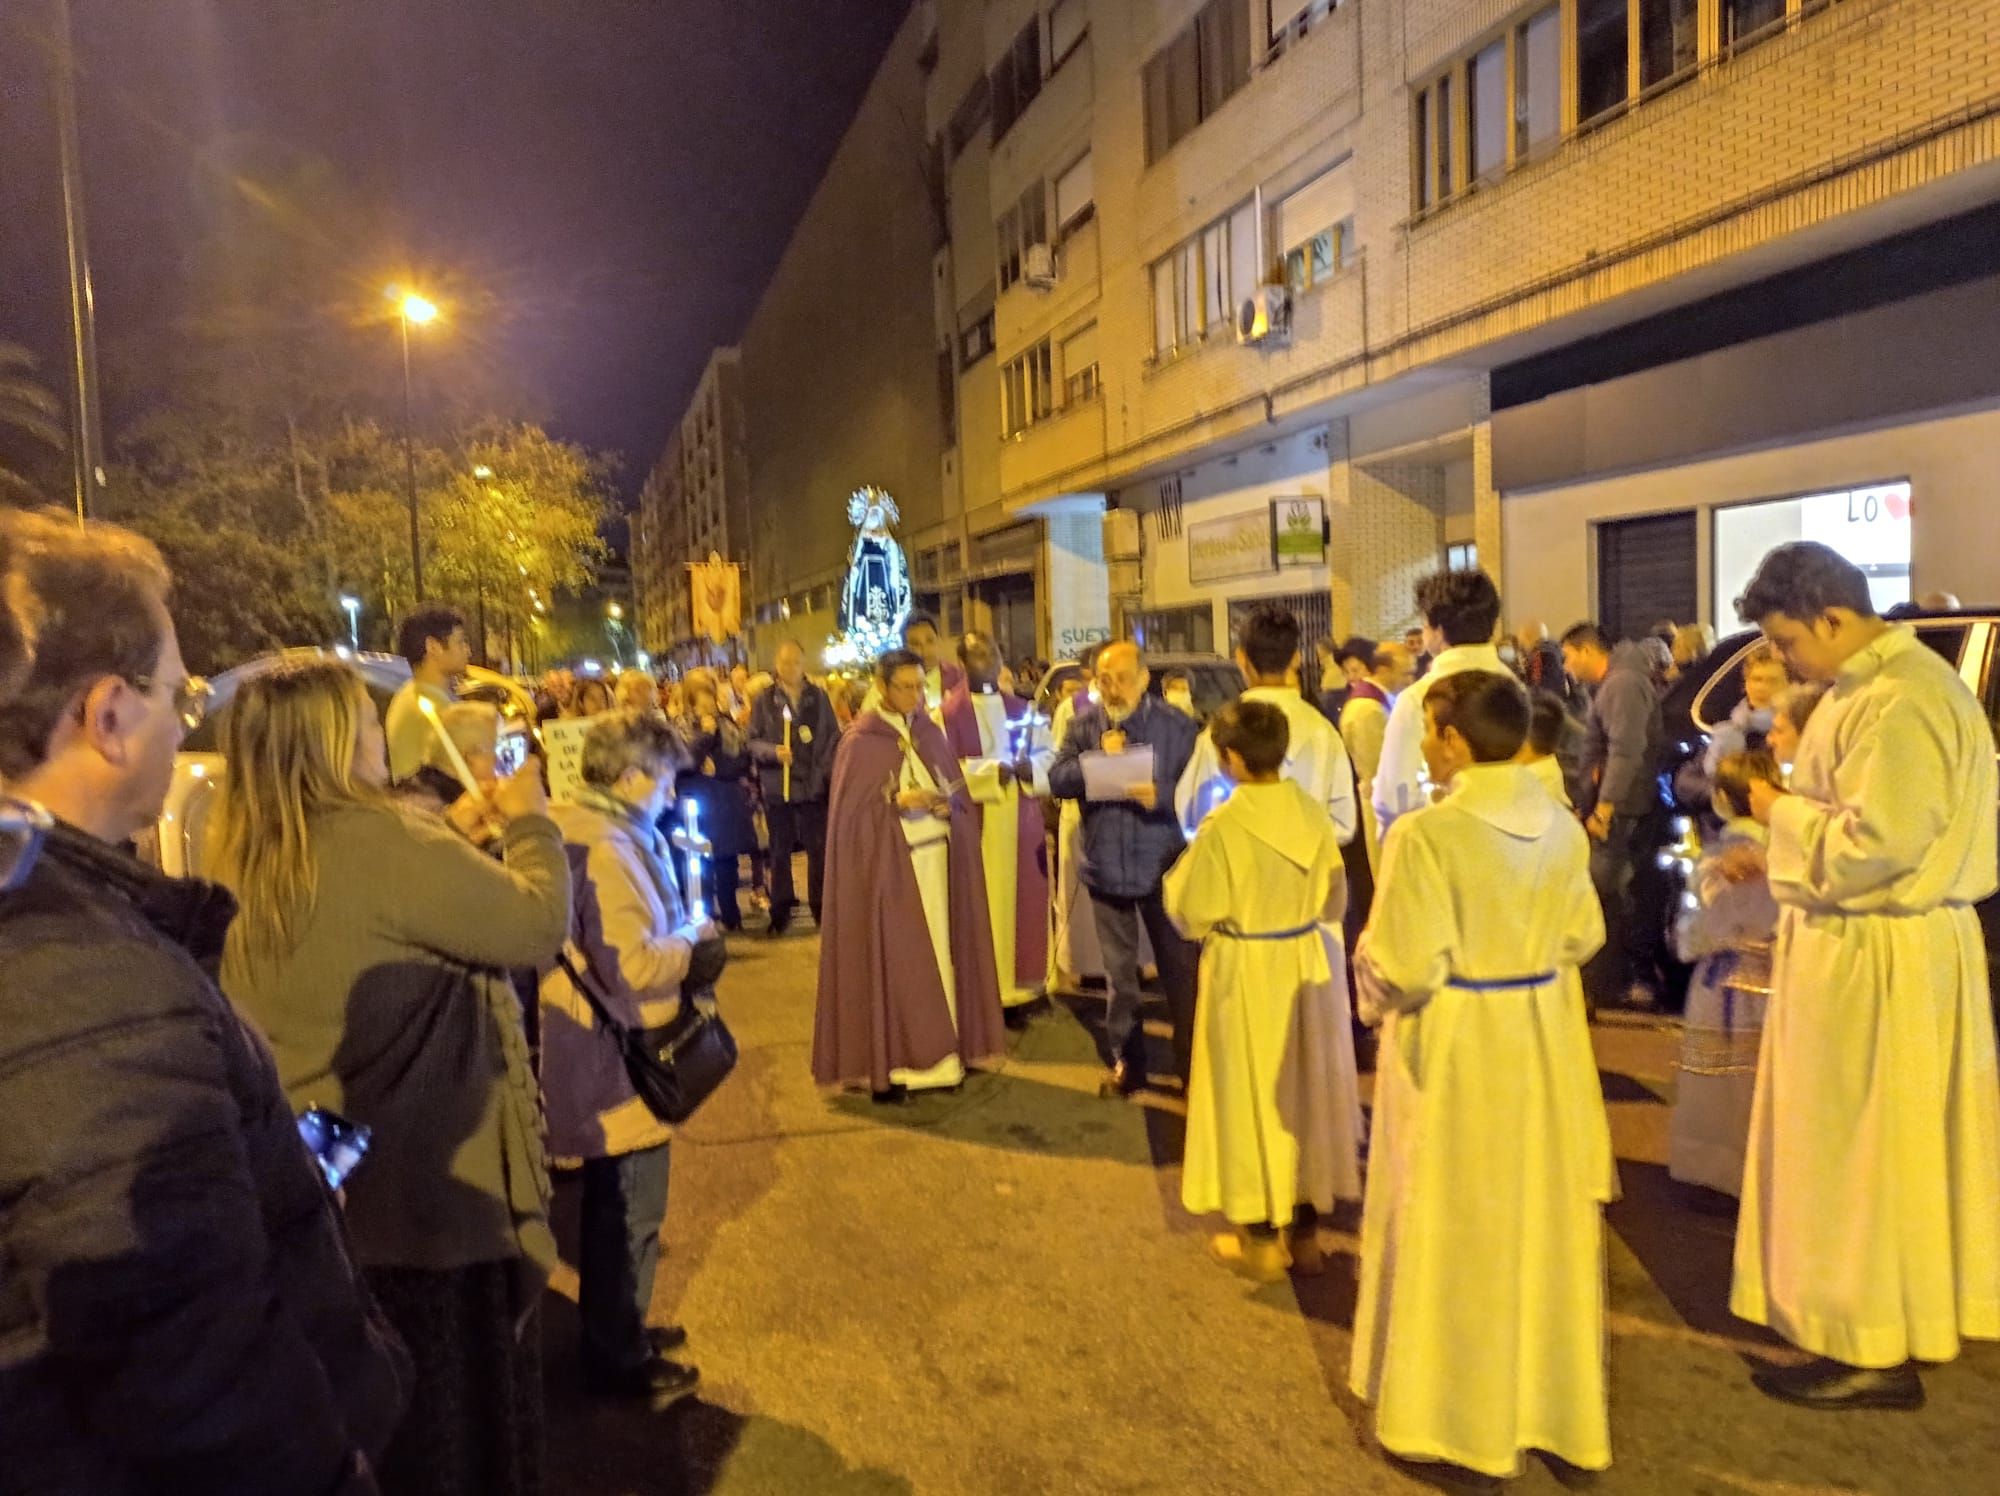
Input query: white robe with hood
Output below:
<box><xmin>1731</xmin><ymin>623</ymin><xmax>2000</xmax><ymax>1367</ymax></box>
<box><xmin>1174</xmin><ymin>685</ymin><xmax>1359</xmax><ymax>845</ymax></box>
<box><xmin>1164</xmin><ymin>779</ymin><xmax>1362</xmax><ymax>1224</ymax></box>
<box><xmin>1350</xmin><ymin>762</ymin><xmax>1613</xmax><ymax>1479</ymax></box>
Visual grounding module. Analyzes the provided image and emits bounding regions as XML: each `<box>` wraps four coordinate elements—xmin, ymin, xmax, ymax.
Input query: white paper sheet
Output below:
<box><xmin>1081</xmin><ymin>744</ymin><xmax>1156</xmax><ymax>802</ymax></box>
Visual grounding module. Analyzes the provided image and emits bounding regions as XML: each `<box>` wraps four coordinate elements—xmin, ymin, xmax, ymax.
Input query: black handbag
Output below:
<box><xmin>556</xmin><ymin>947</ymin><xmax>737</xmax><ymax>1125</ymax></box>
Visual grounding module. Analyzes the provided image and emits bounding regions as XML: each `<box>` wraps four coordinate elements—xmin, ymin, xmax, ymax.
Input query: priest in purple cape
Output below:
<box><xmin>814</xmin><ymin>647</ymin><xmax>1007</xmax><ymax>1098</ymax></box>
<box><xmin>940</xmin><ymin>631</ymin><xmax>1049</xmax><ymax>1019</ymax></box>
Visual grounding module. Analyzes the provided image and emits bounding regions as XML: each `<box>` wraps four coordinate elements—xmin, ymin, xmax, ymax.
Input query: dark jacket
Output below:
<box><xmin>0</xmin><ymin>820</ymin><xmax>408</xmax><ymax>1496</ymax></box>
<box><xmin>1048</xmin><ymin>695</ymin><xmax>1200</xmax><ymax>900</ymax></box>
<box><xmin>675</xmin><ymin>713</ymin><xmax>759</xmax><ymax>856</ymax></box>
<box><xmin>1582</xmin><ymin>641</ymin><xmax>1665</xmax><ymax>818</ymax></box>
<box><xmin>747</xmin><ymin>679</ymin><xmax>840</xmax><ymax>803</ymax></box>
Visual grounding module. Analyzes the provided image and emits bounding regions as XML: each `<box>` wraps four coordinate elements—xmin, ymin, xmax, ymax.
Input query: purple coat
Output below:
<box><xmin>940</xmin><ymin>683</ymin><xmax>1049</xmax><ymax>987</ymax></box>
<box><xmin>812</xmin><ymin>709</ymin><xmax>1007</xmax><ymax>1090</ymax></box>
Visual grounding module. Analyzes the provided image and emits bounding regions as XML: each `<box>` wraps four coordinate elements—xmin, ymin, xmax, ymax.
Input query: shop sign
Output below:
<box><xmin>1272</xmin><ymin>496</ymin><xmax>1326</xmax><ymax>567</ymax></box>
<box><xmin>1187</xmin><ymin>508</ymin><xmax>1276</xmax><ymax>585</ymax></box>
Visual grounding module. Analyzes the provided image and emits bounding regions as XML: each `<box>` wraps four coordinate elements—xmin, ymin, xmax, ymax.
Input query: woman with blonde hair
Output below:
<box><xmin>208</xmin><ymin>655</ymin><xmax>571</xmax><ymax>1496</ymax></box>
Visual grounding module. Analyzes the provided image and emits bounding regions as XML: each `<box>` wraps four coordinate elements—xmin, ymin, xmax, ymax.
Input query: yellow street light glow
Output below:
<box><xmin>606</xmin><ymin>602</ymin><xmax>624</xmax><ymax>620</ymax></box>
<box><xmin>400</xmin><ymin>293</ymin><xmax>438</xmax><ymax>325</ymax></box>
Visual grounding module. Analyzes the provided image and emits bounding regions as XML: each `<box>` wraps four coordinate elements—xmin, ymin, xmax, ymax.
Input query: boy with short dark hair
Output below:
<box><xmin>1350</xmin><ymin>669</ymin><xmax>1614</xmax><ymax>1478</ymax></box>
<box><xmin>1516</xmin><ymin>688</ymin><xmax>1573</xmax><ymax>807</ymax></box>
<box><xmin>1164</xmin><ymin>700</ymin><xmax>1360</xmax><ymax>1282</ymax></box>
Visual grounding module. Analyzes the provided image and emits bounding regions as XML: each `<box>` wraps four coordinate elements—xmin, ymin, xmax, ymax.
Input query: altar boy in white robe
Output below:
<box><xmin>1350</xmin><ymin>669</ymin><xmax>1613</xmax><ymax>1480</ymax></box>
<box><xmin>1164</xmin><ymin>700</ymin><xmax>1362</xmax><ymax>1284</ymax></box>
<box><xmin>1729</xmin><ymin>541</ymin><xmax>2000</xmax><ymax>1410</ymax></box>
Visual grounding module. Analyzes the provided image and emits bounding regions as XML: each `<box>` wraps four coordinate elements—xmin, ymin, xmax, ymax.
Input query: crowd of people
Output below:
<box><xmin>2</xmin><ymin>497</ymin><xmax>1995</xmax><ymax>1489</ymax></box>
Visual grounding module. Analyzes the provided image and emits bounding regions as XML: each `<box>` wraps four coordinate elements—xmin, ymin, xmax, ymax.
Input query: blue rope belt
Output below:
<box><xmin>1213</xmin><ymin>922</ymin><xmax>1320</xmax><ymax>941</ymax></box>
<box><xmin>1446</xmin><ymin>971</ymin><xmax>1557</xmax><ymax>990</ymax></box>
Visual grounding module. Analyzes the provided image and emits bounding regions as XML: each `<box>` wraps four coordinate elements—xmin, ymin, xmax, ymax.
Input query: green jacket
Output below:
<box><xmin>220</xmin><ymin>801</ymin><xmax>570</xmax><ymax>1287</ymax></box>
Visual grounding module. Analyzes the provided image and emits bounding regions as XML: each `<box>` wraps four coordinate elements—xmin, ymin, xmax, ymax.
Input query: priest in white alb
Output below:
<box><xmin>1728</xmin><ymin>542</ymin><xmax>2000</xmax><ymax>1410</ymax></box>
<box><xmin>1350</xmin><ymin>669</ymin><xmax>1613</xmax><ymax>1480</ymax></box>
<box><xmin>1176</xmin><ymin>604</ymin><xmax>1357</xmax><ymax>845</ymax></box>
<box><xmin>940</xmin><ymin>631</ymin><xmax>1049</xmax><ymax>1018</ymax></box>
<box><xmin>1165</xmin><ymin>700</ymin><xmax>1361</xmax><ymax>1283</ymax></box>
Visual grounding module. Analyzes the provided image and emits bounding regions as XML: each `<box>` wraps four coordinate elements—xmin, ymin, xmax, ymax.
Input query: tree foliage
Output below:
<box><xmin>0</xmin><ymin>340</ymin><xmax>65</xmax><ymax>504</ymax></box>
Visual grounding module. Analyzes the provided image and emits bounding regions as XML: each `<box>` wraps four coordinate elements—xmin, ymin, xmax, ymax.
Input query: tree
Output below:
<box><xmin>0</xmin><ymin>340</ymin><xmax>65</xmax><ymax>503</ymax></box>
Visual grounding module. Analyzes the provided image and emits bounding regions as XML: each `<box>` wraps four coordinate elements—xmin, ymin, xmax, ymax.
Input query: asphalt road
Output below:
<box><xmin>543</xmin><ymin>923</ymin><xmax>1999</xmax><ymax>1495</ymax></box>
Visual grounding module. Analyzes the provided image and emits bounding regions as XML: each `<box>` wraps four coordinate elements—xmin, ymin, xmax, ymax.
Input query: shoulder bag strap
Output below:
<box><xmin>556</xmin><ymin>948</ymin><xmax>633</xmax><ymax>1044</ymax></box>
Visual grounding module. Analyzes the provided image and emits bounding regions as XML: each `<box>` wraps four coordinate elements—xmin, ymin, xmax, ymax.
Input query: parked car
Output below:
<box><xmin>1032</xmin><ymin>652</ymin><xmax>1246</xmax><ymax>731</ymax></box>
<box><xmin>1677</xmin><ymin>608</ymin><xmax>2000</xmax><ymax>986</ymax></box>
<box><xmin>150</xmin><ymin>647</ymin><xmax>538</xmax><ymax>879</ymax></box>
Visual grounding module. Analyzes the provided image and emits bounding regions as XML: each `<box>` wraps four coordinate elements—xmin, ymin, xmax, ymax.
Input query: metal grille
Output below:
<box><xmin>1227</xmin><ymin>590</ymin><xmax>1334</xmax><ymax>697</ymax></box>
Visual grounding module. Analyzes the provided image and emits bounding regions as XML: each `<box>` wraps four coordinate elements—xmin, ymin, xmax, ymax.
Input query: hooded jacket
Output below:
<box><xmin>1581</xmin><ymin>641</ymin><xmax>1665</xmax><ymax>818</ymax></box>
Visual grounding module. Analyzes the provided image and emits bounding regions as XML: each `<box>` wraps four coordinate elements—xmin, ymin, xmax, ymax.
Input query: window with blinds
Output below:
<box><xmin>1271</xmin><ymin>160</ymin><xmax>1354</xmax><ymax>292</ymax></box>
<box><xmin>1054</xmin><ymin>152</ymin><xmax>1094</xmax><ymax>235</ymax></box>
<box><xmin>1061</xmin><ymin>322</ymin><xmax>1099</xmax><ymax>405</ymax></box>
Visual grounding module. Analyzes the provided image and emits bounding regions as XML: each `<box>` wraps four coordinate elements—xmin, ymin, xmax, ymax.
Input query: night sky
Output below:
<box><xmin>0</xmin><ymin>0</ymin><xmax>908</xmax><ymax>499</ymax></box>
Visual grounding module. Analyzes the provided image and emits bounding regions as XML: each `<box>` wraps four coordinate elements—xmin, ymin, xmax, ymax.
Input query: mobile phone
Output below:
<box><xmin>297</xmin><ymin>1106</ymin><xmax>372</xmax><ymax>1192</ymax></box>
<box><xmin>494</xmin><ymin>730</ymin><xmax>530</xmax><ymax>778</ymax></box>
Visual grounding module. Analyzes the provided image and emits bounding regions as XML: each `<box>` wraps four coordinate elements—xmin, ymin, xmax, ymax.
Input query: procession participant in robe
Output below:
<box><xmin>1729</xmin><ymin>541</ymin><xmax>2000</xmax><ymax>1410</ymax></box>
<box><xmin>1048</xmin><ymin>642</ymin><xmax>1200</xmax><ymax>1097</ymax></box>
<box><xmin>1165</xmin><ymin>701</ymin><xmax>1361</xmax><ymax>1284</ymax></box>
<box><xmin>1371</xmin><ymin>569</ymin><xmax>1505</xmax><ymax>843</ymax></box>
<box><xmin>1048</xmin><ymin>646</ymin><xmax>1116</xmax><ymax>991</ymax></box>
<box><xmin>1350</xmin><ymin>670</ymin><xmax>1613</xmax><ymax>1480</ymax></box>
<box><xmin>940</xmin><ymin>631</ymin><xmax>1049</xmax><ymax>1023</ymax></box>
<box><xmin>813</xmin><ymin>649</ymin><xmax>1006</xmax><ymax>1100</ymax></box>
<box><xmin>1176</xmin><ymin>604</ymin><xmax>1357</xmax><ymax>844</ymax></box>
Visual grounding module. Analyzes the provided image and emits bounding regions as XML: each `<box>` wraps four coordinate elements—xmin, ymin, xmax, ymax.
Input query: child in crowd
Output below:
<box><xmin>1669</xmin><ymin>749</ymin><xmax>1785</xmax><ymax>1197</ymax></box>
<box><xmin>1350</xmin><ymin>670</ymin><xmax>1614</xmax><ymax>1480</ymax></box>
<box><xmin>1164</xmin><ymin>701</ymin><xmax>1361</xmax><ymax>1283</ymax></box>
<box><xmin>1516</xmin><ymin>689</ymin><xmax>1572</xmax><ymax>807</ymax></box>
<box><xmin>1766</xmin><ymin>679</ymin><xmax>1829</xmax><ymax>778</ymax></box>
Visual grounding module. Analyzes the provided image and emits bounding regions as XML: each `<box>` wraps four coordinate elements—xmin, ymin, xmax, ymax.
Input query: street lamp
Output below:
<box><xmin>469</xmin><ymin>464</ymin><xmax>495</xmax><ymax>667</ymax></box>
<box><xmin>387</xmin><ymin>286</ymin><xmax>438</xmax><ymax>602</ymax></box>
<box><xmin>339</xmin><ymin>594</ymin><xmax>362</xmax><ymax>648</ymax></box>
<box><xmin>604</xmin><ymin>600</ymin><xmax>627</xmax><ymax>668</ymax></box>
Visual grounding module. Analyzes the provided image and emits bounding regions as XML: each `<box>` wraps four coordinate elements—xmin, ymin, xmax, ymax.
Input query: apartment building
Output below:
<box><xmin>928</xmin><ymin>0</ymin><xmax>2000</xmax><ymax>666</ymax></box>
<box><xmin>632</xmin><ymin>349</ymin><xmax>751</xmax><ymax>666</ymax></box>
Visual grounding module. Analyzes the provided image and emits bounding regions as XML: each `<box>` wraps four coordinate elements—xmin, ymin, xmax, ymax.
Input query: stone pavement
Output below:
<box><xmin>543</xmin><ymin>927</ymin><xmax>1999</xmax><ymax>1495</ymax></box>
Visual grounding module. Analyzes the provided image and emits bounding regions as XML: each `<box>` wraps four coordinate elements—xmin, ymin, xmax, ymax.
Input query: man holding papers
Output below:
<box><xmin>1049</xmin><ymin>642</ymin><xmax>1200</xmax><ymax>1097</ymax></box>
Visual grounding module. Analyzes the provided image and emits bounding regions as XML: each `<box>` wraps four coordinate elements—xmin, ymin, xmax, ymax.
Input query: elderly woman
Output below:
<box><xmin>568</xmin><ymin>675</ymin><xmax>614</xmax><ymax>718</ymax></box>
<box><xmin>542</xmin><ymin>710</ymin><xmax>717</xmax><ymax>1400</ymax></box>
<box><xmin>208</xmin><ymin>656</ymin><xmax>569</xmax><ymax>1496</ymax></box>
<box><xmin>673</xmin><ymin>669</ymin><xmax>757</xmax><ymax>931</ymax></box>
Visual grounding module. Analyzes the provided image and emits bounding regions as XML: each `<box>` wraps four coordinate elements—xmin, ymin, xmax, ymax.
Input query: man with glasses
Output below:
<box><xmin>0</xmin><ymin>509</ymin><xmax>408</xmax><ymax>1492</ymax></box>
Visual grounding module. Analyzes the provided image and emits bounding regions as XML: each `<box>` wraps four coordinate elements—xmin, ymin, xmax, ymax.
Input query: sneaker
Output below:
<box><xmin>582</xmin><ymin>1354</ymin><xmax>700</xmax><ymax>1401</ymax></box>
<box><xmin>1208</xmin><ymin>1229</ymin><xmax>1291</xmax><ymax>1284</ymax></box>
<box><xmin>1097</xmin><ymin>1060</ymin><xmax>1144</xmax><ymax>1099</ymax></box>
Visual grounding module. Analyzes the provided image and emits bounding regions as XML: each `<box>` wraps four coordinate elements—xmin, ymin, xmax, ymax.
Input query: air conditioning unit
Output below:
<box><xmin>1237</xmin><ymin>285</ymin><xmax>1291</xmax><ymax>344</ymax></box>
<box><xmin>1023</xmin><ymin>243</ymin><xmax>1057</xmax><ymax>289</ymax></box>
<box><xmin>1102</xmin><ymin>507</ymin><xmax>1141</xmax><ymax>561</ymax></box>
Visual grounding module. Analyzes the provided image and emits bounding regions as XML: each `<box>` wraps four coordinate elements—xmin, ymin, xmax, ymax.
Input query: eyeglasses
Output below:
<box><xmin>1</xmin><ymin>795</ymin><xmax>54</xmax><ymax>893</ymax></box>
<box><xmin>131</xmin><ymin>673</ymin><xmax>213</xmax><ymax>731</ymax></box>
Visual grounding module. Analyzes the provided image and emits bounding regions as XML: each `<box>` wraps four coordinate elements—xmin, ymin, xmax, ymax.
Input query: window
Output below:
<box><xmin>959</xmin><ymin>310</ymin><xmax>995</xmax><ymax>368</ymax></box>
<box><xmin>1515</xmin><ymin>7</ymin><xmax>1560</xmax><ymax>158</ymax></box>
<box><xmin>1142</xmin><ymin>0</ymin><xmax>1246</xmax><ymax>164</ymax></box>
<box><xmin>1640</xmin><ymin>0</ymin><xmax>1699</xmax><ymax>89</ymax></box>
<box><xmin>1577</xmin><ymin>0</ymin><xmax>1629</xmax><ymax>125</ymax></box>
<box><xmin>1002</xmin><ymin>339</ymin><xmax>1054</xmax><ymax>436</ymax></box>
<box><xmin>1061</xmin><ymin>322</ymin><xmax>1099</xmax><ymax>405</ymax></box>
<box><xmin>1434</xmin><ymin>73</ymin><xmax>1455</xmax><ymax>200</ymax></box>
<box><xmin>995</xmin><ymin>182</ymin><xmax>1047</xmax><ymax>291</ymax></box>
<box><xmin>1723</xmin><ymin>0</ymin><xmax>1787</xmax><ymax>47</ymax></box>
<box><xmin>1049</xmin><ymin>0</ymin><xmax>1086</xmax><ymax>68</ymax></box>
<box><xmin>1268</xmin><ymin>1</ymin><xmax>1337</xmax><ymax>51</ymax></box>
<box><xmin>1054</xmin><ymin>151</ymin><xmax>1094</xmax><ymax>234</ymax></box>
<box><xmin>937</xmin><ymin>348</ymin><xmax>956</xmax><ymax>444</ymax></box>
<box><xmin>1272</xmin><ymin>161</ymin><xmax>1354</xmax><ymax>292</ymax></box>
<box><xmin>1711</xmin><ymin>484</ymin><xmax>1912</xmax><ymax>635</ymax></box>
<box><xmin>1468</xmin><ymin>39</ymin><xmax>1506</xmax><ymax>180</ymax></box>
<box><xmin>1414</xmin><ymin>85</ymin><xmax>1431</xmax><ymax>212</ymax></box>
<box><xmin>1149</xmin><ymin>201</ymin><xmax>1258</xmax><ymax>356</ymax></box>
<box><xmin>990</xmin><ymin>21</ymin><xmax>1043</xmax><ymax>144</ymax></box>
<box><xmin>1446</xmin><ymin>541</ymin><xmax>1479</xmax><ymax>574</ymax></box>
<box><xmin>947</xmin><ymin>75</ymin><xmax>990</xmax><ymax>159</ymax></box>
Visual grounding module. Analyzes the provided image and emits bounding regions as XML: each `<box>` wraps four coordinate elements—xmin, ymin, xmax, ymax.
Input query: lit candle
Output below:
<box><xmin>781</xmin><ymin>702</ymin><xmax>794</xmax><ymax>802</ymax></box>
<box><xmin>672</xmin><ymin>797</ymin><xmax>711</xmax><ymax>924</ymax></box>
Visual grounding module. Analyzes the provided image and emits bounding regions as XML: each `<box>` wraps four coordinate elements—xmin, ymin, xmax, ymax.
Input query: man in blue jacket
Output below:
<box><xmin>1049</xmin><ymin>641</ymin><xmax>1201</xmax><ymax>1097</ymax></box>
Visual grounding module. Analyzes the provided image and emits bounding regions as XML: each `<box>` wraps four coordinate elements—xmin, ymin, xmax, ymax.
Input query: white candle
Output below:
<box><xmin>781</xmin><ymin>703</ymin><xmax>793</xmax><ymax>802</ymax></box>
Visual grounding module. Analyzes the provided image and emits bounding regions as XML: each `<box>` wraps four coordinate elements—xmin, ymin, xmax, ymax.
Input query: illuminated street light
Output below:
<box><xmin>606</xmin><ymin>601</ymin><xmax>624</xmax><ymax>620</ymax></box>
<box><xmin>338</xmin><ymin>593</ymin><xmax>362</xmax><ymax>648</ymax></box>
<box><xmin>386</xmin><ymin>285</ymin><xmax>439</xmax><ymax>600</ymax></box>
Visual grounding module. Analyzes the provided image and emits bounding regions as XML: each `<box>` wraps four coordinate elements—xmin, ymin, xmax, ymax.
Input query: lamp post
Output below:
<box><xmin>339</xmin><ymin>594</ymin><xmax>362</xmax><ymax>649</ymax></box>
<box><xmin>388</xmin><ymin>287</ymin><xmax>437</xmax><ymax>602</ymax></box>
<box><xmin>52</xmin><ymin>0</ymin><xmax>104</xmax><ymax>521</ymax></box>
<box><xmin>605</xmin><ymin>600</ymin><xmax>627</xmax><ymax>669</ymax></box>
